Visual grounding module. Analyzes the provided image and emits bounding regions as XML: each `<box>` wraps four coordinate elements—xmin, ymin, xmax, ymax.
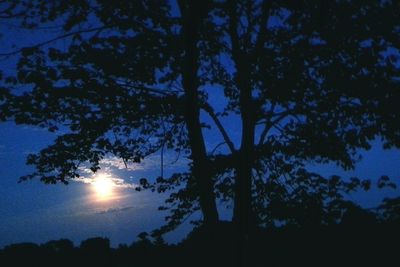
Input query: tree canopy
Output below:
<box><xmin>1</xmin><ymin>0</ymin><xmax>400</xmax><ymax>239</ymax></box>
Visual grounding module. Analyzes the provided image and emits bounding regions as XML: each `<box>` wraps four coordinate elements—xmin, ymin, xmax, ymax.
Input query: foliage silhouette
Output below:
<box><xmin>1</xmin><ymin>2</ymin><xmax>400</xmax><ymax>263</ymax></box>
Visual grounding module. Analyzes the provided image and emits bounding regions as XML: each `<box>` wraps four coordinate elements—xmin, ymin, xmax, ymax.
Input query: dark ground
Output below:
<box><xmin>1</xmin><ymin>220</ymin><xmax>399</xmax><ymax>267</ymax></box>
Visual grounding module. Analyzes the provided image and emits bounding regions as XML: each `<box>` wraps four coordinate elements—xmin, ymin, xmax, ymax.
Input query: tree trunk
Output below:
<box><xmin>233</xmin><ymin>133</ymin><xmax>255</xmax><ymax>267</ymax></box>
<box><xmin>233</xmin><ymin>86</ymin><xmax>255</xmax><ymax>232</ymax></box>
<box><xmin>233</xmin><ymin>128</ymin><xmax>254</xmax><ymax>233</ymax></box>
<box><xmin>178</xmin><ymin>0</ymin><xmax>219</xmax><ymax>225</ymax></box>
<box><xmin>232</xmin><ymin>54</ymin><xmax>256</xmax><ymax>266</ymax></box>
<box><xmin>232</xmin><ymin>48</ymin><xmax>256</xmax><ymax>232</ymax></box>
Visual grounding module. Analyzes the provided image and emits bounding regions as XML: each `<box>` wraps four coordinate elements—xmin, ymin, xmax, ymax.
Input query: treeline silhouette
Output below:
<box><xmin>1</xmin><ymin>202</ymin><xmax>399</xmax><ymax>267</ymax></box>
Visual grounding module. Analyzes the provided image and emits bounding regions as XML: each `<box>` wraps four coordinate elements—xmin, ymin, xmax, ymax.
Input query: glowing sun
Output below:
<box><xmin>92</xmin><ymin>173</ymin><xmax>114</xmax><ymax>200</ymax></box>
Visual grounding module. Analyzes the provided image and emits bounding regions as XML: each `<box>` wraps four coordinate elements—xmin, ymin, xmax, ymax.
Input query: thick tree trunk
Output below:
<box><xmin>188</xmin><ymin>124</ymin><xmax>219</xmax><ymax>226</ymax></box>
<box><xmin>178</xmin><ymin>0</ymin><xmax>219</xmax><ymax>225</ymax></box>
<box><xmin>233</xmin><ymin>131</ymin><xmax>255</xmax><ymax>267</ymax></box>
<box><xmin>232</xmin><ymin>55</ymin><xmax>256</xmax><ymax>266</ymax></box>
<box><xmin>232</xmin><ymin>50</ymin><xmax>256</xmax><ymax>233</ymax></box>
<box><xmin>226</xmin><ymin>0</ymin><xmax>255</xmax><ymax>234</ymax></box>
<box><xmin>233</xmin><ymin>127</ymin><xmax>254</xmax><ymax>233</ymax></box>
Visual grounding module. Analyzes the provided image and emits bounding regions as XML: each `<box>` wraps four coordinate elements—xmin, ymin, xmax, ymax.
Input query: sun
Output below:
<box><xmin>92</xmin><ymin>173</ymin><xmax>114</xmax><ymax>200</ymax></box>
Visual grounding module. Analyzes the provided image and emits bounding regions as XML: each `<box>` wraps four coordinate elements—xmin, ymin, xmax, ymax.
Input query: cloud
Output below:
<box><xmin>139</xmin><ymin>153</ymin><xmax>190</xmax><ymax>170</ymax></box>
<box><xmin>76</xmin><ymin>156</ymin><xmax>146</xmax><ymax>177</ymax></box>
<box><xmin>95</xmin><ymin>206</ymin><xmax>134</xmax><ymax>215</ymax></box>
<box><xmin>77</xmin><ymin>166</ymin><xmax>93</xmax><ymax>175</ymax></box>
<box><xmin>79</xmin><ymin>153</ymin><xmax>189</xmax><ymax>174</ymax></box>
<box><xmin>72</xmin><ymin>172</ymin><xmax>138</xmax><ymax>189</ymax></box>
<box><xmin>99</xmin><ymin>154</ymin><xmax>189</xmax><ymax>172</ymax></box>
<box><xmin>100</xmin><ymin>156</ymin><xmax>145</xmax><ymax>171</ymax></box>
<box><xmin>74</xmin><ymin>152</ymin><xmax>189</xmax><ymax>188</ymax></box>
<box><xmin>109</xmin><ymin>176</ymin><xmax>137</xmax><ymax>189</ymax></box>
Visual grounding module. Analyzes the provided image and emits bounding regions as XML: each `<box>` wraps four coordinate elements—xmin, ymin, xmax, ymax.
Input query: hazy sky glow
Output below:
<box><xmin>0</xmin><ymin>122</ymin><xmax>194</xmax><ymax>247</ymax></box>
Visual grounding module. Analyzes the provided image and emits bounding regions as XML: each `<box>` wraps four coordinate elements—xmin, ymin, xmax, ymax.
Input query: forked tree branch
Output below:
<box><xmin>202</xmin><ymin>102</ymin><xmax>236</xmax><ymax>153</ymax></box>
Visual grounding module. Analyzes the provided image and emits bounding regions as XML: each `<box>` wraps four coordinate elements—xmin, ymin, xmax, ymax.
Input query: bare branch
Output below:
<box><xmin>202</xmin><ymin>103</ymin><xmax>236</xmax><ymax>153</ymax></box>
<box><xmin>0</xmin><ymin>25</ymin><xmax>112</xmax><ymax>58</ymax></box>
<box><xmin>210</xmin><ymin>141</ymin><xmax>227</xmax><ymax>155</ymax></box>
<box><xmin>116</xmin><ymin>80</ymin><xmax>181</xmax><ymax>96</ymax></box>
<box><xmin>258</xmin><ymin>110</ymin><xmax>291</xmax><ymax>145</ymax></box>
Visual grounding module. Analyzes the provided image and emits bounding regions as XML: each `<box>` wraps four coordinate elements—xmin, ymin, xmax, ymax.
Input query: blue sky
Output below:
<box><xmin>0</xmin><ymin>122</ymin><xmax>199</xmax><ymax>247</ymax></box>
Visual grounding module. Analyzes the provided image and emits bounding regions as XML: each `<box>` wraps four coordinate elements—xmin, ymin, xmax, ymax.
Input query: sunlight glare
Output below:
<box><xmin>92</xmin><ymin>173</ymin><xmax>114</xmax><ymax>200</ymax></box>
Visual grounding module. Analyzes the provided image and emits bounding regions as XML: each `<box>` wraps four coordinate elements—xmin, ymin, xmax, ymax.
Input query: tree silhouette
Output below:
<box><xmin>1</xmin><ymin>0</ymin><xmax>400</xmax><ymax>250</ymax></box>
<box><xmin>0</xmin><ymin>0</ymin><xmax>221</xmax><ymax>229</ymax></box>
<box><xmin>209</xmin><ymin>0</ymin><xmax>400</xmax><ymax>238</ymax></box>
